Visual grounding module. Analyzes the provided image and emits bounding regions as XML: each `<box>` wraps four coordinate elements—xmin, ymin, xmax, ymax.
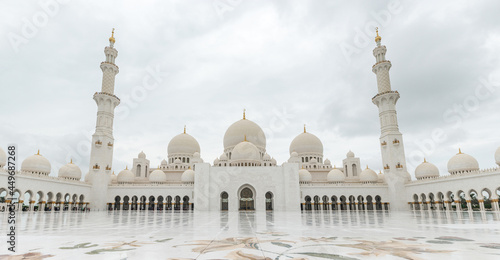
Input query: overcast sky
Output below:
<box><xmin>1</xmin><ymin>1</ymin><xmax>500</xmax><ymax>179</ymax></box>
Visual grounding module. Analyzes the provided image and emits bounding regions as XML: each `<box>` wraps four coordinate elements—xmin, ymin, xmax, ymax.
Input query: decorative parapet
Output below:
<box><xmin>93</xmin><ymin>91</ymin><xmax>120</xmax><ymax>101</ymax></box>
<box><xmin>372</xmin><ymin>90</ymin><xmax>399</xmax><ymax>100</ymax></box>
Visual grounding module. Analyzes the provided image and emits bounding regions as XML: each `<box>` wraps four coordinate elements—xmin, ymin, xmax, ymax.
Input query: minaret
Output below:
<box><xmin>89</xmin><ymin>29</ymin><xmax>120</xmax><ymax>210</ymax></box>
<box><xmin>371</xmin><ymin>28</ymin><xmax>408</xmax><ymax>210</ymax></box>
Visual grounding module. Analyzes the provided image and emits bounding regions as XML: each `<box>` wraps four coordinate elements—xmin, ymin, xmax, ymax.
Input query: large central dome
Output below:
<box><xmin>223</xmin><ymin>117</ymin><xmax>266</xmax><ymax>151</ymax></box>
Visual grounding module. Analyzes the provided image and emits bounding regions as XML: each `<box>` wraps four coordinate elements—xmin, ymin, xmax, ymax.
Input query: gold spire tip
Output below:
<box><xmin>458</xmin><ymin>148</ymin><xmax>462</xmax><ymax>154</ymax></box>
<box><xmin>243</xmin><ymin>109</ymin><xmax>246</xmax><ymax>120</ymax></box>
<box><xmin>184</xmin><ymin>125</ymin><xmax>186</xmax><ymax>134</ymax></box>
<box><xmin>375</xmin><ymin>27</ymin><xmax>381</xmax><ymax>42</ymax></box>
<box><xmin>304</xmin><ymin>124</ymin><xmax>306</xmax><ymax>133</ymax></box>
<box><xmin>125</xmin><ymin>165</ymin><xmax>128</xmax><ymax>170</ymax></box>
<box><xmin>70</xmin><ymin>158</ymin><xmax>73</xmax><ymax>164</ymax></box>
<box><xmin>244</xmin><ymin>134</ymin><xmax>247</xmax><ymax>142</ymax></box>
<box><xmin>423</xmin><ymin>158</ymin><xmax>426</xmax><ymax>163</ymax></box>
<box><xmin>36</xmin><ymin>149</ymin><xmax>40</xmax><ymax>155</ymax></box>
<box><xmin>109</xmin><ymin>28</ymin><xmax>116</xmax><ymax>43</ymax></box>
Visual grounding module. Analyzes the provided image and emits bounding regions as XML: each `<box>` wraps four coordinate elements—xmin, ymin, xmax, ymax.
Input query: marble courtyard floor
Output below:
<box><xmin>1</xmin><ymin>210</ymin><xmax>500</xmax><ymax>259</ymax></box>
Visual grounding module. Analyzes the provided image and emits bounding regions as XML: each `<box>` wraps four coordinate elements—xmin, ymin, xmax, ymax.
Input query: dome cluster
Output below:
<box><xmin>181</xmin><ymin>168</ymin><xmax>195</xmax><ymax>183</ymax></box>
<box><xmin>58</xmin><ymin>160</ymin><xmax>82</xmax><ymax>180</ymax></box>
<box><xmin>360</xmin><ymin>167</ymin><xmax>378</xmax><ymax>183</ymax></box>
<box><xmin>21</xmin><ymin>151</ymin><xmax>51</xmax><ymax>175</ymax></box>
<box><xmin>149</xmin><ymin>169</ymin><xmax>166</xmax><ymax>183</ymax></box>
<box><xmin>447</xmin><ymin>149</ymin><xmax>479</xmax><ymax>174</ymax></box>
<box><xmin>327</xmin><ymin>168</ymin><xmax>345</xmax><ymax>183</ymax></box>
<box><xmin>224</xmin><ymin>117</ymin><xmax>266</xmax><ymax>152</ymax></box>
<box><xmin>117</xmin><ymin>167</ymin><xmax>134</xmax><ymax>183</ymax></box>
<box><xmin>298</xmin><ymin>168</ymin><xmax>312</xmax><ymax>183</ymax></box>
<box><xmin>415</xmin><ymin>159</ymin><xmax>439</xmax><ymax>180</ymax></box>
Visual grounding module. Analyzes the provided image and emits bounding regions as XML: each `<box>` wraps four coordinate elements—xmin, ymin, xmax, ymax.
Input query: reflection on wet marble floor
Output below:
<box><xmin>1</xmin><ymin>210</ymin><xmax>500</xmax><ymax>259</ymax></box>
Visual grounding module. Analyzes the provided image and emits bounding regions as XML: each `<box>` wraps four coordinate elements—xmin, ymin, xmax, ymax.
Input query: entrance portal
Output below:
<box><xmin>239</xmin><ymin>187</ymin><xmax>255</xmax><ymax>211</ymax></box>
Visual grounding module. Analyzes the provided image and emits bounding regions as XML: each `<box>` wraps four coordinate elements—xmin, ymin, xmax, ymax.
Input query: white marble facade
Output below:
<box><xmin>1</xmin><ymin>30</ymin><xmax>500</xmax><ymax>214</ymax></box>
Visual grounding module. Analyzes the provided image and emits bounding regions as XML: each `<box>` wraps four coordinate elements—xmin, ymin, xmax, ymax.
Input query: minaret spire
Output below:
<box><xmin>371</xmin><ymin>29</ymin><xmax>408</xmax><ymax>210</ymax></box>
<box><xmin>89</xmin><ymin>29</ymin><xmax>121</xmax><ymax>211</ymax></box>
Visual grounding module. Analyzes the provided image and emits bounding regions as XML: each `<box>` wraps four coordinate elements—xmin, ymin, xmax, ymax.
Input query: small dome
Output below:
<box><xmin>324</xmin><ymin>159</ymin><xmax>331</xmax><ymax>165</ymax></box>
<box><xmin>346</xmin><ymin>150</ymin><xmax>355</xmax><ymax>158</ymax></box>
<box><xmin>263</xmin><ymin>153</ymin><xmax>271</xmax><ymax>161</ymax></box>
<box><xmin>291</xmin><ymin>151</ymin><xmax>298</xmax><ymax>157</ymax></box>
<box><xmin>117</xmin><ymin>168</ymin><xmax>134</xmax><ymax>183</ymax></box>
<box><xmin>168</xmin><ymin>132</ymin><xmax>200</xmax><ymax>155</ymax></box>
<box><xmin>181</xmin><ymin>169</ymin><xmax>195</xmax><ymax>183</ymax></box>
<box><xmin>0</xmin><ymin>147</ymin><xmax>6</xmax><ymax>167</ymax></box>
<box><xmin>310</xmin><ymin>158</ymin><xmax>318</xmax><ymax>164</ymax></box>
<box><xmin>378</xmin><ymin>171</ymin><xmax>385</xmax><ymax>182</ymax></box>
<box><xmin>360</xmin><ymin>167</ymin><xmax>378</xmax><ymax>183</ymax></box>
<box><xmin>21</xmin><ymin>151</ymin><xmax>51</xmax><ymax>175</ymax></box>
<box><xmin>224</xmin><ymin>118</ymin><xmax>266</xmax><ymax>151</ymax></box>
<box><xmin>214</xmin><ymin>158</ymin><xmax>220</xmax><ymax>165</ymax></box>
<box><xmin>220</xmin><ymin>153</ymin><xmax>228</xmax><ymax>161</ymax></box>
<box><xmin>174</xmin><ymin>158</ymin><xmax>181</xmax><ymax>164</ymax></box>
<box><xmin>231</xmin><ymin>141</ymin><xmax>260</xmax><ymax>161</ymax></box>
<box><xmin>447</xmin><ymin>149</ymin><xmax>479</xmax><ymax>174</ymax></box>
<box><xmin>161</xmin><ymin>159</ymin><xmax>168</xmax><ymax>165</ymax></box>
<box><xmin>327</xmin><ymin>168</ymin><xmax>345</xmax><ymax>182</ymax></box>
<box><xmin>149</xmin><ymin>169</ymin><xmax>166</xmax><ymax>183</ymax></box>
<box><xmin>495</xmin><ymin>147</ymin><xmax>500</xmax><ymax>166</ymax></box>
<box><xmin>289</xmin><ymin>132</ymin><xmax>323</xmax><ymax>156</ymax></box>
<box><xmin>271</xmin><ymin>158</ymin><xmax>277</xmax><ymax>165</ymax></box>
<box><xmin>415</xmin><ymin>159</ymin><xmax>439</xmax><ymax>179</ymax></box>
<box><xmin>193</xmin><ymin>152</ymin><xmax>200</xmax><ymax>158</ymax></box>
<box><xmin>138</xmin><ymin>151</ymin><xmax>146</xmax><ymax>159</ymax></box>
<box><xmin>110</xmin><ymin>172</ymin><xmax>117</xmax><ymax>183</ymax></box>
<box><xmin>299</xmin><ymin>168</ymin><xmax>312</xmax><ymax>182</ymax></box>
<box><xmin>58</xmin><ymin>161</ymin><xmax>82</xmax><ymax>180</ymax></box>
<box><xmin>84</xmin><ymin>171</ymin><xmax>91</xmax><ymax>183</ymax></box>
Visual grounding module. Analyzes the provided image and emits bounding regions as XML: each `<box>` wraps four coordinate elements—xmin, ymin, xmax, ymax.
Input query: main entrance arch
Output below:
<box><xmin>239</xmin><ymin>185</ymin><xmax>255</xmax><ymax>211</ymax></box>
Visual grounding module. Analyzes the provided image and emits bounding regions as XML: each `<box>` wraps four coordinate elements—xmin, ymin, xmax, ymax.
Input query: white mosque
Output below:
<box><xmin>1</xmin><ymin>29</ymin><xmax>500</xmax><ymax>213</ymax></box>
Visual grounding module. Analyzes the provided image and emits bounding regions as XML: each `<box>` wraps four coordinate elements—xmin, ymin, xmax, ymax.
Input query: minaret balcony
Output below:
<box><xmin>105</xmin><ymin>165</ymin><xmax>111</xmax><ymax>171</ymax></box>
<box><xmin>107</xmin><ymin>142</ymin><xmax>113</xmax><ymax>148</ymax></box>
<box><xmin>93</xmin><ymin>164</ymin><xmax>100</xmax><ymax>171</ymax></box>
<box><xmin>395</xmin><ymin>163</ymin><xmax>404</xmax><ymax>169</ymax></box>
<box><xmin>392</xmin><ymin>139</ymin><xmax>400</xmax><ymax>146</ymax></box>
<box><xmin>95</xmin><ymin>140</ymin><xmax>102</xmax><ymax>147</ymax></box>
<box><xmin>381</xmin><ymin>141</ymin><xmax>387</xmax><ymax>146</ymax></box>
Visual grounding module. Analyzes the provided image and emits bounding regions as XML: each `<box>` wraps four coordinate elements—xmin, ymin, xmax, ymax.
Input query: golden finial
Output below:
<box><xmin>244</xmin><ymin>134</ymin><xmax>247</xmax><ymax>142</ymax></box>
<box><xmin>184</xmin><ymin>125</ymin><xmax>186</xmax><ymax>134</ymax></box>
<box><xmin>458</xmin><ymin>148</ymin><xmax>462</xmax><ymax>154</ymax></box>
<box><xmin>423</xmin><ymin>158</ymin><xmax>427</xmax><ymax>163</ymax></box>
<box><xmin>112</xmin><ymin>171</ymin><xmax>115</xmax><ymax>175</ymax></box>
<box><xmin>125</xmin><ymin>165</ymin><xmax>128</xmax><ymax>170</ymax></box>
<box><xmin>243</xmin><ymin>109</ymin><xmax>246</xmax><ymax>120</ymax></box>
<box><xmin>109</xmin><ymin>28</ymin><xmax>116</xmax><ymax>43</ymax></box>
<box><xmin>304</xmin><ymin>124</ymin><xmax>306</xmax><ymax>133</ymax></box>
<box><xmin>70</xmin><ymin>158</ymin><xmax>73</xmax><ymax>164</ymax></box>
<box><xmin>36</xmin><ymin>149</ymin><xmax>40</xmax><ymax>155</ymax></box>
<box><xmin>366</xmin><ymin>165</ymin><xmax>369</xmax><ymax>169</ymax></box>
<box><xmin>375</xmin><ymin>27</ymin><xmax>381</xmax><ymax>42</ymax></box>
